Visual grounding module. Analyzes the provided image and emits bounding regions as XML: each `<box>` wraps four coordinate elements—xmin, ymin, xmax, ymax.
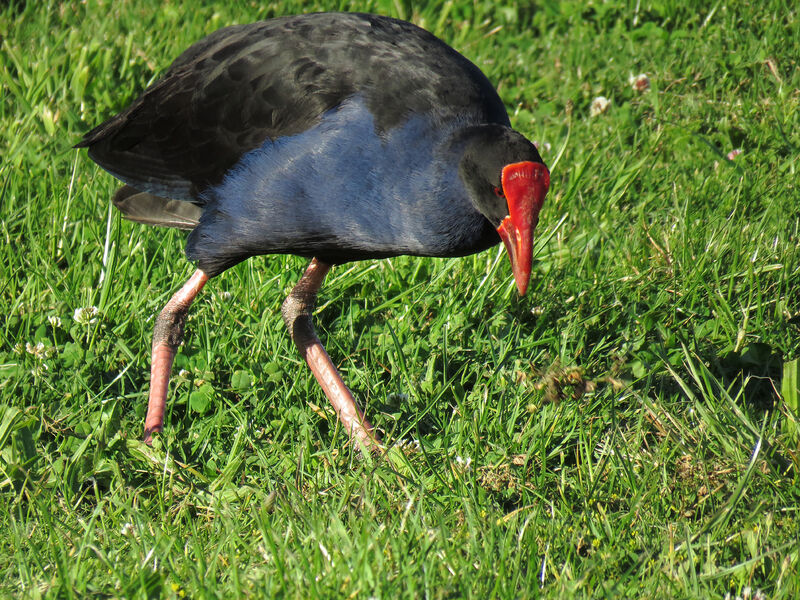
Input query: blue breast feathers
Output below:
<box><xmin>185</xmin><ymin>97</ymin><xmax>492</xmax><ymax>275</ymax></box>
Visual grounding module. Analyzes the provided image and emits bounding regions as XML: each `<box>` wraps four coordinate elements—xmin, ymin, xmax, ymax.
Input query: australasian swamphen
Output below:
<box><xmin>76</xmin><ymin>12</ymin><xmax>550</xmax><ymax>451</ymax></box>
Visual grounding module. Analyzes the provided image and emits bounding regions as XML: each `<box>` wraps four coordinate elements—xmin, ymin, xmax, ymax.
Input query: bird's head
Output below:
<box><xmin>460</xmin><ymin>126</ymin><xmax>550</xmax><ymax>295</ymax></box>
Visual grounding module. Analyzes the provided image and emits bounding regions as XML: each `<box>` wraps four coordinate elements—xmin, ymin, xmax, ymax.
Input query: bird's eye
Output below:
<box><xmin>493</xmin><ymin>186</ymin><xmax>505</xmax><ymax>198</ymax></box>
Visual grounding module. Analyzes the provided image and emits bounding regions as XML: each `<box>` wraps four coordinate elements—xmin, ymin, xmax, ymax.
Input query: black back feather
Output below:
<box><xmin>76</xmin><ymin>13</ymin><xmax>510</xmax><ymax>202</ymax></box>
<box><xmin>112</xmin><ymin>185</ymin><xmax>201</xmax><ymax>230</ymax></box>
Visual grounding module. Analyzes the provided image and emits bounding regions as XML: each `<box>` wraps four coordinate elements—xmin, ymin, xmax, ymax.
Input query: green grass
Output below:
<box><xmin>2</xmin><ymin>0</ymin><xmax>799</xmax><ymax>597</ymax></box>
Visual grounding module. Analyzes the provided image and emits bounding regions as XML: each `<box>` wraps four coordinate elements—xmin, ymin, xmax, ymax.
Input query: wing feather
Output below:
<box><xmin>76</xmin><ymin>13</ymin><xmax>509</xmax><ymax>201</ymax></box>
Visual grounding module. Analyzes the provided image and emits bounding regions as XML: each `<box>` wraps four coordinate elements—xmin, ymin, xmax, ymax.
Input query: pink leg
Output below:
<box><xmin>144</xmin><ymin>269</ymin><xmax>209</xmax><ymax>443</ymax></box>
<box><xmin>282</xmin><ymin>259</ymin><xmax>381</xmax><ymax>452</ymax></box>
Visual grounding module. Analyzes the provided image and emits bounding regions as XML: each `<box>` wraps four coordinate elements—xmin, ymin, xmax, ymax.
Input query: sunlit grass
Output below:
<box><xmin>1</xmin><ymin>0</ymin><xmax>799</xmax><ymax>598</ymax></box>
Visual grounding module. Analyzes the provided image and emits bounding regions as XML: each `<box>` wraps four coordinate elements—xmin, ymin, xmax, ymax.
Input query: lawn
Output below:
<box><xmin>1</xmin><ymin>0</ymin><xmax>799</xmax><ymax>597</ymax></box>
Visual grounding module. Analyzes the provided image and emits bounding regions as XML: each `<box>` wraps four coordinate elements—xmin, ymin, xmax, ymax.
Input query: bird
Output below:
<box><xmin>75</xmin><ymin>12</ymin><xmax>550</xmax><ymax>451</ymax></box>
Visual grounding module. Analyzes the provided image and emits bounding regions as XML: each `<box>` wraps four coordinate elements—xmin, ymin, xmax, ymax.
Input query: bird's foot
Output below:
<box><xmin>144</xmin><ymin>269</ymin><xmax>209</xmax><ymax>440</ymax></box>
<box><xmin>142</xmin><ymin>426</ymin><xmax>161</xmax><ymax>445</ymax></box>
<box><xmin>284</xmin><ymin>259</ymin><xmax>382</xmax><ymax>454</ymax></box>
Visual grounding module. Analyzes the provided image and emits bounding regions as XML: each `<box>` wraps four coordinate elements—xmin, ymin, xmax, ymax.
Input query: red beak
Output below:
<box><xmin>496</xmin><ymin>161</ymin><xmax>550</xmax><ymax>295</ymax></box>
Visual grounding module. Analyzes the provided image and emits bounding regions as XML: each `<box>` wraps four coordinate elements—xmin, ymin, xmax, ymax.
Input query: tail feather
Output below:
<box><xmin>113</xmin><ymin>185</ymin><xmax>202</xmax><ymax>230</ymax></box>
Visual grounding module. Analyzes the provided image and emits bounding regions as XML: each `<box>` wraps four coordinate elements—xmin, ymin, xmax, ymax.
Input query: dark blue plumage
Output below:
<box><xmin>187</xmin><ymin>97</ymin><xmax>500</xmax><ymax>274</ymax></box>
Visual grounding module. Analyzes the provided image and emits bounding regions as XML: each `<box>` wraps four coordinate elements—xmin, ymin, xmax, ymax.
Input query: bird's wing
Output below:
<box><xmin>75</xmin><ymin>13</ymin><xmax>509</xmax><ymax>201</ymax></box>
<box><xmin>112</xmin><ymin>185</ymin><xmax>202</xmax><ymax>229</ymax></box>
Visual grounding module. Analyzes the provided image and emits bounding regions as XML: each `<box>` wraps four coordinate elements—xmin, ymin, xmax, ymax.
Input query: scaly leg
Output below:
<box><xmin>282</xmin><ymin>258</ymin><xmax>381</xmax><ymax>452</ymax></box>
<box><xmin>144</xmin><ymin>269</ymin><xmax>209</xmax><ymax>443</ymax></box>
